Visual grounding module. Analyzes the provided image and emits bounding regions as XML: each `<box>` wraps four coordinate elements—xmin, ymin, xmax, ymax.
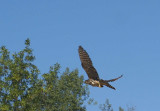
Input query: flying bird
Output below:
<box><xmin>78</xmin><ymin>46</ymin><xmax>122</xmax><ymax>90</ymax></box>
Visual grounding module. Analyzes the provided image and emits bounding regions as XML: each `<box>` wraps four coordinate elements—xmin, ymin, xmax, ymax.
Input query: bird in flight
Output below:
<box><xmin>78</xmin><ymin>46</ymin><xmax>122</xmax><ymax>90</ymax></box>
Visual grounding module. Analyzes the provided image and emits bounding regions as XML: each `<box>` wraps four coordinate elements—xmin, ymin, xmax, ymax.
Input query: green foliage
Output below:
<box><xmin>41</xmin><ymin>65</ymin><xmax>89</xmax><ymax>111</ymax></box>
<box><xmin>98</xmin><ymin>99</ymin><xmax>135</xmax><ymax>111</ymax></box>
<box><xmin>0</xmin><ymin>39</ymin><xmax>89</xmax><ymax>111</ymax></box>
<box><xmin>127</xmin><ymin>105</ymin><xmax>135</xmax><ymax>111</ymax></box>
<box><xmin>99</xmin><ymin>99</ymin><xmax>113</xmax><ymax>111</ymax></box>
<box><xmin>87</xmin><ymin>98</ymin><xmax>97</xmax><ymax>105</ymax></box>
<box><xmin>119</xmin><ymin>107</ymin><xmax>124</xmax><ymax>111</ymax></box>
<box><xmin>0</xmin><ymin>39</ymin><xmax>39</xmax><ymax>111</ymax></box>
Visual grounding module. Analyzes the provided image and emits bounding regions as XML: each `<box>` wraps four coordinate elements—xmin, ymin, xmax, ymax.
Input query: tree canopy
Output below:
<box><xmin>0</xmin><ymin>39</ymin><xmax>89</xmax><ymax>111</ymax></box>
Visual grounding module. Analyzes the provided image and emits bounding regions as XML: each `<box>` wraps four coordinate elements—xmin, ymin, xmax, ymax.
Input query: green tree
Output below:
<box><xmin>98</xmin><ymin>99</ymin><xmax>135</xmax><ymax>111</ymax></box>
<box><xmin>127</xmin><ymin>105</ymin><xmax>135</xmax><ymax>111</ymax></box>
<box><xmin>42</xmin><ymin>65</ymin><xmax>89</xmax><ymax>111</ymax></box>
<box><xmin>119</xmin><ymin>107</ymin><xmax>124</xmax><ymax>111</ymax></box>
<box><xmin>99</xmin><ymin>99</ymin><xmax>113</xmax><ymax>111</ymax></box>
<box><xmin>0</xmin><ymin>39</ymin><xmax>89</xmax><ymax>111</ymax></box>
<box><xmin>0</xmin><ymin>39</ymin><xmax>40</xmax><ymax>111</ymax></box>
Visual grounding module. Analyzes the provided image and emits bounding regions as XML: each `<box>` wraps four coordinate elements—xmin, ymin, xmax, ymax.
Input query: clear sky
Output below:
<box><xmin>0</xmin><ymin>0</ymin><xmax>160</xmax><ymax>111</ymax></box>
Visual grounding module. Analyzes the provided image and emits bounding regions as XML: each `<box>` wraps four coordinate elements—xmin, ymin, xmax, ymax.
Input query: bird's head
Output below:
<box><xmin>84</xmin><ymin>80</ymin><xmax>90</xmax><ymax>84</ymax></box>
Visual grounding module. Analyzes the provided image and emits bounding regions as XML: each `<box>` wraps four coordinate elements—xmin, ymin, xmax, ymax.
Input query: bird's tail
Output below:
<box><xmin>100</xmin><ymin>80</ymin><xmax>116</xmax><ymax>90</ymax></box>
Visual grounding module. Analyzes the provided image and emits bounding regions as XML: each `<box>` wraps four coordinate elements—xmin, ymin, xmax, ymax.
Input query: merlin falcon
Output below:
<box><xmin>78</xmin><ymin>46</ymin><xmax>122</xmax><ymax>90</ymax></box>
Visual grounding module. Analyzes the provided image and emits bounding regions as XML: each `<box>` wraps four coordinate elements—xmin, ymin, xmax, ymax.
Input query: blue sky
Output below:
<box><xmin>0</xmin><ymin>0</ymin><xmax>160</xmax><ymax>111</ymax></box>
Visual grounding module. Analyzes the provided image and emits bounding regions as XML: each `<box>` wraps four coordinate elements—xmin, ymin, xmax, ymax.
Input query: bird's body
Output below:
<box><xmin>78</xmin><ymin>46</ymin><xmax>122</xmax><ymax>90</ymax></box>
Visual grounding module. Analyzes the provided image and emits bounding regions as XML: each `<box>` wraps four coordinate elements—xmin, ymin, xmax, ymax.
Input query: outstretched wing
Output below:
<box><xmin>100</xmin><ymin>75</ymin><xmax>123</xmax><ymax>90</ymax></box>
<box><xmin>105</xmin><ymin>75</ymin><xmax>123</xmax><ymax>82</ymax></box>
<box><xmin>78</xmin><ymin>46</ymin><xmax>99</xmax><ymax>80</ymax></box>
